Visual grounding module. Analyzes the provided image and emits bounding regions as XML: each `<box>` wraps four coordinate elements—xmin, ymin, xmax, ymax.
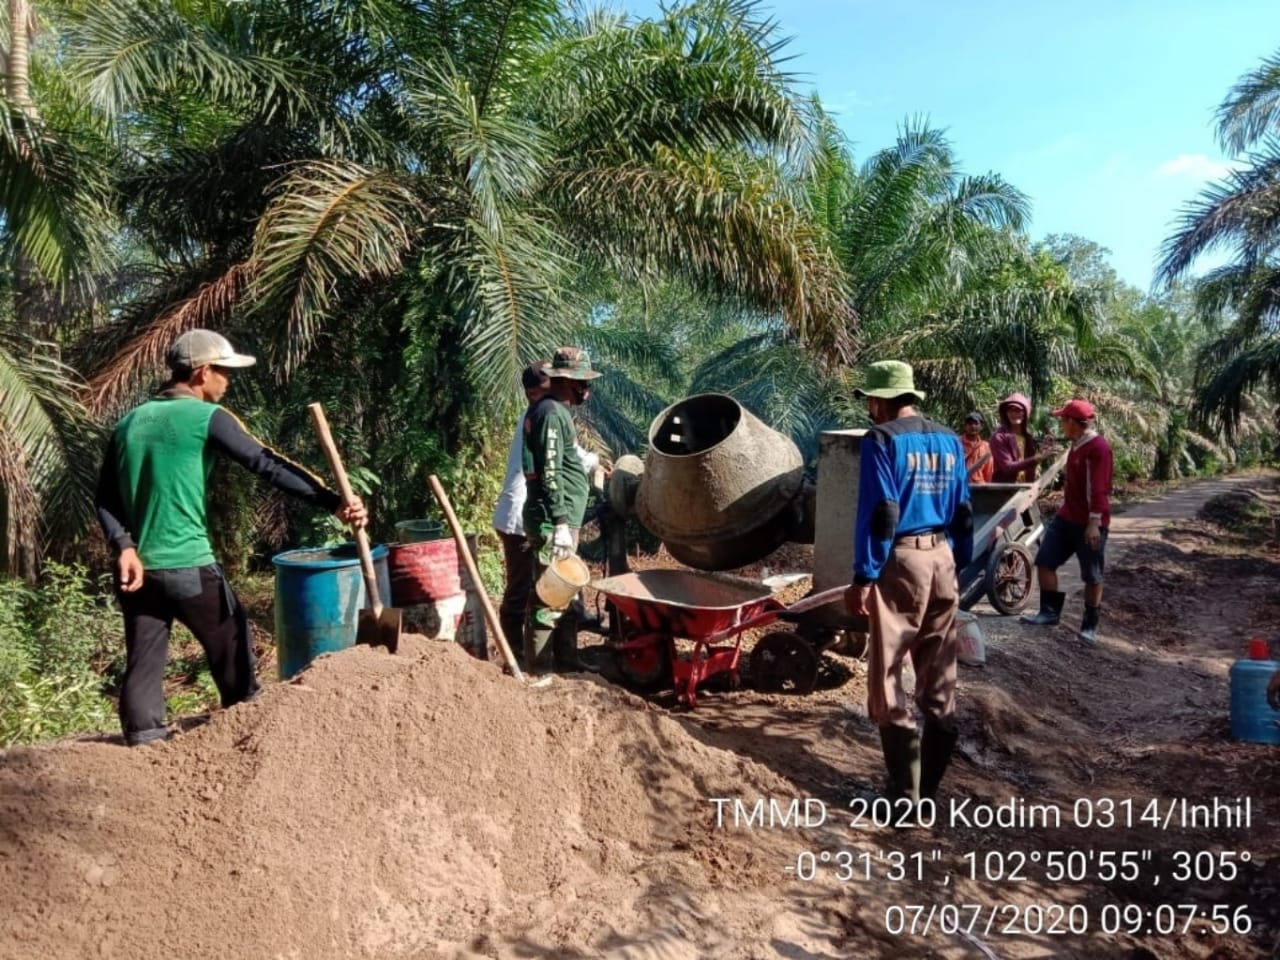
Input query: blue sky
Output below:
<box><xmin>625</xmin><ymin>0</ymin><xmax>1280</xmax><ymax>291</ymax></box>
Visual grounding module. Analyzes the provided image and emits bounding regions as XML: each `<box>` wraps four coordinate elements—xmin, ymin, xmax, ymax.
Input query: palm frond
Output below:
<box><xmin>1217</xmin><ymin>50</ymin><xmax>1280</xmax><ymax>154</ymax></box>
<box><xmin>445</xmin><ymin>214</ymin><xmax>578</xmax><ymax>399</ymax></box>
<box><xmin>402</xmin><ymin>58</ymin><xmax>551</xmax><ymax>233</ymax></box>
<box><xmin>62</xmin><ymin>0</ymin><xmax>308</xmax><ymax>119</ymax></box>
<box><xmin>0</xmin><ymin>338</ymin><xmax>100</xmax><ymax>573</ymax></box>
<box><xmin>543</xmin><ymin>0</ymin><xmax>808</xmax><ymax>164</ymax></box>
<box><xmin>545</xmin><ymin>151</ymin><xmax>855</xmax><ymax>362</ymax></box>
<box><xmin>87</xmin><ymin>262</ymin><xmax>257</xmax><ymax>416</ymax></box>
<box><xmin>1156</xmin><ymin>144</ymin><xmax>1280</xmax><ymax>284</ymax></box>
<box><xmin>251</xmin><ymin>160</ymin><xmax>434</xmax><ymax>373</ymax></box>
<box><xmin>1194</xmin><ymin>332</ymin><xmax>1280</xmax><ymax>435</ymax></box>
<box><xmin>0</xmin><ymin>102</ymin><xmax>113</xmax><ymax>288</ymax></box>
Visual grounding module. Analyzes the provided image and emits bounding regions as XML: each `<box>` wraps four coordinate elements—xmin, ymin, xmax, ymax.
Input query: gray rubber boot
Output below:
<box><xmin>920</xmin><ymin>717</ymin><xmax>959</xmax><ymax>801</ymax></box>
<box><xmin>1078</xmin><ymin>604</ymin><xmax>1101</xmax><ymax>645</ymax></box>
<box><xmin>878</xmin><ymin>726</ymin><xmax>922</xmax><ymax>805</ymax></box>
<box><xmin>1020</xmin><ymin>589</ymin><xmax>1065</xmax><ymax>626</ymax></box>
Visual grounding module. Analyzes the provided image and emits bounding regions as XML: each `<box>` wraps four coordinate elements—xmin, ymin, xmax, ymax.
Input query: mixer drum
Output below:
<box><xmin>636</xmin><ymin>394</ymin><xmax>805</xmax><ymax>570</ymax></box>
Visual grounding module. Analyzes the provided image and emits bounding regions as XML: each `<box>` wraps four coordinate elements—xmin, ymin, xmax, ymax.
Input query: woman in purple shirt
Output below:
<box><xmin>989</xmin><ymin>392</ymin><xmax>1054</xmax><ymax>483</ymax></box>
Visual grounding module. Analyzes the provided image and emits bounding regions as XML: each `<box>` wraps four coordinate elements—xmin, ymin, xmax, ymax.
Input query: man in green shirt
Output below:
<box><xmin>522</xmin><ymin>346</ymin><xmax>601</xmax><ymax>675</ymax></box>
<box><xmin>95</xmin><ymin>329</ymin><xmax>367</xmax><ymax>745</ymax></box>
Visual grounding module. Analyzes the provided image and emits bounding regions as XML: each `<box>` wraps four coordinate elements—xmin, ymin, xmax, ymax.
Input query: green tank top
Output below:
<box><xmin>113</xmin><ymin>396</ymin><xmax>219</xmax><ymax>569</ymax></box>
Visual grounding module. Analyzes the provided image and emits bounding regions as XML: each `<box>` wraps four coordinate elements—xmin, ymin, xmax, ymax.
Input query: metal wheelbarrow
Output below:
<box><xmin>590</xmin><ymin>569</ymin><xmax>848</xmax><ymax>708</ymax></box>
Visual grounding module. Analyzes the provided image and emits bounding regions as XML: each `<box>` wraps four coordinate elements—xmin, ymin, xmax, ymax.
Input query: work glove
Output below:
<box><xmin>552</xmin><ymin>523</ymin><xmax>575</xmax><ymax>559</ymax></box>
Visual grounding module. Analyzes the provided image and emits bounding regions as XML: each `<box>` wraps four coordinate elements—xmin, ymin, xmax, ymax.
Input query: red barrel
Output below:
<box><xmin>388</xmin><ymin>536</ymin><xmax>474</xmax><ymax>605</ymax></box>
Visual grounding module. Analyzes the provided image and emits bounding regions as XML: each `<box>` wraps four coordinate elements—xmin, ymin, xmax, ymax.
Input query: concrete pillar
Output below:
<box><xmin>812</xmin><ymin>429</ymin><xmax>866</xmax><ymax>594</ymax></box>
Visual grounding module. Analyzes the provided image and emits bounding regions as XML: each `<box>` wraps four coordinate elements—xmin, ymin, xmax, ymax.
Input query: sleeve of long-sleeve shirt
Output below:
<box><xmin>975</xmin><ymin>442</ymin><xmax>994</xmax><ymax>483</ymax></box>
<box><xmin>574</xmin><ymin>439</ymin><xmax>599</xmax><ymax>474</ymax></box>
<box><xmin>207</xmin><ymin>409</ymin><xmax>342</xmax><ymax>512</ymax></box>
<box><xmin>1087</xmin><ymin>441</ymin><xmax>1114</xmax><ymax>520</ymax></box>
<box><xmin>991</xmin><ymin>433</ymin><xmax>1034</xmax><ymax>480</ymax></box>
<box><xmin>94</xmin><ymin>434</ymin><xmax>136</xmax><ymax>556</ymax></box>
<box><xmin>853</xmin><ymin>434</ymin><xmax>898</xmax><ymax>583</ymax></box>
<box><xmin>949</xmin><ymin>445</ymin><xmax>975</xmax><ymax>568</ymax></box>
<box><xmin>531</xmin><ymin>407</ymin><xmax>570</xmax><ymax>525</ymax></box>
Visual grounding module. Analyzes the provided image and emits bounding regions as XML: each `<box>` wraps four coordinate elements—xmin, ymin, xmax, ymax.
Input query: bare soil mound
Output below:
<box><xmin>0</xmin><ymin>639</ymin><xmax>815</xmax><ymax>960</ymax></box>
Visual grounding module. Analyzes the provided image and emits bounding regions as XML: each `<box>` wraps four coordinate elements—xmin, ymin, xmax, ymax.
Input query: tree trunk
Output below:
<box><xmin>4</xmin><ymin>0</ymin><xmax>42</xmax><ymax>581</ymax></box>
<box><xmin>6</xmin><ymin>0</ymin><xmax>34</xmax><ymax>118</ymax></box>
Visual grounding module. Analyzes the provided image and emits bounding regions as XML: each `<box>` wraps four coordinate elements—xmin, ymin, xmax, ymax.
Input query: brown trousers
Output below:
<box><xmin>866</xmin><ymin>535</ymin><xmax>959</xmax><ymax>730</ymax></box>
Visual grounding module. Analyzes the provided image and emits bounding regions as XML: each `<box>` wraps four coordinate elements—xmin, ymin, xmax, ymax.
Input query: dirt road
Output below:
<box><xmin>675</xmin><ymin>471</ymin><xmax>1280</xmax><ymax>959</ymax></box>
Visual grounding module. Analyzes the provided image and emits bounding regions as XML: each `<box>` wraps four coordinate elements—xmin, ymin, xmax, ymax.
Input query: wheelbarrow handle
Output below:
<box><xmin>704</xmin><ymin>585</ymin><xmax>852</xmax><ymax>644</ymax></box>
<box><xmin>308</xmin><ymin>402</ymin><xmax>383</xmax><ymax>614</ymax></box>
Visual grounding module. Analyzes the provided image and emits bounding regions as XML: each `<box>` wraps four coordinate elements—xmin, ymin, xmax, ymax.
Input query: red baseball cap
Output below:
<box><xmin>1051</xmin><ymin>399</ymin><xmax>1095</xmax><ymax>420</ymax></box>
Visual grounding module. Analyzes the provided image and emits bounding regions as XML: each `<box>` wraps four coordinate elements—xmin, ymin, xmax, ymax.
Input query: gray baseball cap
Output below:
<box><xmin>166</xmin><ymin>329</ymin><xmax>256</xmax><ymax>371</ymax></box>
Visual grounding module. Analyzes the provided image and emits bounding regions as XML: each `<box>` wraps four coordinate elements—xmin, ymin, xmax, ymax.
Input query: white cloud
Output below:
<box><xmin>1155</xmin><ymin>154</ymin><xmax>1234</xmax><ymax>180</ymax></box>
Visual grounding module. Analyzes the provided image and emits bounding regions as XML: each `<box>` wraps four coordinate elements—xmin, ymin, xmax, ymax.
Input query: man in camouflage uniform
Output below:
<box><xmin>522</xmin><ymin>347</ymin><xmax>602</xmax><ymax>675</ymax></box>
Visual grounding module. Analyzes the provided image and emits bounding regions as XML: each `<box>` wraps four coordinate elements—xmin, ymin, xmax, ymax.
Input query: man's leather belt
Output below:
<box><xmin>895</xmin><ymin>530</ymin><xmax>946</xmax><ymax>549</ymax></box>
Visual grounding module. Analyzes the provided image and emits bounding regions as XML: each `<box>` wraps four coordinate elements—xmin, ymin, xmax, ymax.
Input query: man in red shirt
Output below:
<box><xmin>1020</xmin><ymin>399</ymin><xmax>1113</xmax><ymax>643</ymax></box>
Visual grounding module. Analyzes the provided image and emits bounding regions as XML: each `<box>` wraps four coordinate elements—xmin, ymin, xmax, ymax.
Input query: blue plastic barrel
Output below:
<box><xmin>272</xmin><ymin>543</ymin><xmax>393</xmax><ymax>679</ymax></box>
<box><xmin>1229</xmin><ymin>639</ymin><xmax>1280</xmax><ymax>745</ymax></box>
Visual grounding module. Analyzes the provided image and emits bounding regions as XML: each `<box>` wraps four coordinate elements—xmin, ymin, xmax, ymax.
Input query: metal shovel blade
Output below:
<box><xmin>357</xmin><ymin>605</ymin><xmax>402</xmax><ymax>654</ymax></box>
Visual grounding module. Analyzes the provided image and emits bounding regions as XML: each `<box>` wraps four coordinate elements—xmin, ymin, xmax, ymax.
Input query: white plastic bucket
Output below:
<box><xmin>953</xmin><ymin>610</ymin><xmax>985</xmax><ymax>666</ymax></box>
<box><xmin>535</xmin><ymin>555</ymin><xmax>591</xmax><ymax>609</ymax></box>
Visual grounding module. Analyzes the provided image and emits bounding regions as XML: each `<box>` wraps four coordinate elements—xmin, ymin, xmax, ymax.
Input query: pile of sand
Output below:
<box><xmin>0</xmin><ymin>638</ymin><xmax>840</xmax><ymax>959</ymax></box>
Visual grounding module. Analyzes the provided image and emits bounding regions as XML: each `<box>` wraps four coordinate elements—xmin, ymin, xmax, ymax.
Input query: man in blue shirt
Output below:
<box><xmin>844</xmin><ymin>361</ymin><xmax>973</xmax><ymax>815</ymax></box>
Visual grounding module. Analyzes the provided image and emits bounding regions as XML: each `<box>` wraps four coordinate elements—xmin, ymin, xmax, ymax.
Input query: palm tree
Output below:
<box><xmin>1158</xmin><ymin>49</ymin><xmax>1280</xmax><ymax>435</ymax></box>
<box><xmin>72</xmin><ymin>0</ymin><xmax>853</xmax><ymax>412</ymax></box>
<box><xmin>807</xmin><ymin>116</ymin><xmax>1112</xmax><ymax>426</ymax></box>
<box><xmin>822</xmin><ymin>118</ymin><xmax>1030</xmax><ymax>333</ymax></box>
<box><xmin>45</xmin><ymin>0</ymin><xmax>857</xmax><ymax>544</ymax></box>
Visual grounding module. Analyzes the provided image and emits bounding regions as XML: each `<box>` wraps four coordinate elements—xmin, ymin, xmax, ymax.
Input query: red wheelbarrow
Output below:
<box><xmin>590</xmin><ymin>569</ymin><xmax>848</xmax><ymax>708</ymax></box>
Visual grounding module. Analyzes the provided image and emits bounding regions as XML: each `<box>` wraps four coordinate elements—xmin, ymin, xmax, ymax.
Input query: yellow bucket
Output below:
<box><xmin>535</xmin><ymin>555</ymin><xmax>591</xmax><ymax>610</ymax></box>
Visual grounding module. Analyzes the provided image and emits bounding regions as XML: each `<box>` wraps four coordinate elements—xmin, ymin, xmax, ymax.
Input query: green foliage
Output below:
<box><xmin>1159</xmin><ymin>48</ymin><xmax>1280</xmax><ymax>437</ymax></box>
<box><xmin>0</xmin><ymin>562</ymin><xmax>121</xmax><ymax>746</ymax></box>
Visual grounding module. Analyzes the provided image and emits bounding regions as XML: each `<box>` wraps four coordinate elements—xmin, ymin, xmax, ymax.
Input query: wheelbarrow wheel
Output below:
<box><xmin>985</xmin><ymin>540</ymin><xmax>1034</xmax><ymax>615</ymax></box>
<box><xmin>616</xmin><ymin>634</ymin><xmax>672</xmax><ymax>691</ymax></box>
<box><xmin>750</xmin><ymin>632</ymin><xmax>818</xmax><ymax>695</ymax></box>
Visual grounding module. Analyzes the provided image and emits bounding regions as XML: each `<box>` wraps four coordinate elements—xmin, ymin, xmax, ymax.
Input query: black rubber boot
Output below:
<box><xmin>552</xmin><ymin>607</ymin><xmax>591</xmax><ymax>673</ymax></box>
<box><xmin>920</xmin><ymin>717</ymin><xmax>959</xmax><ymax>801</ymax></box>
<box><xmin>525</xmin><ymin>626</ymin><xmax>554</xmax><ymax>676</ymax></box>
<box><xmin>500</xmin><ymin>616</ymin><xmax>526</xmax><ymax>665</ymax></box>
<box><xmin>878</xmin><ymin>726</ymin><xmax>921</xmax><ymax>806</ymax></box>
<box><xmin>1020</xmin><ymin>589</ymin><xmax>1065</xmax><ymax>626</ymax></box>
<box><xmin>1079</xmin><ymin>604</ymin><xmax>1101</xmax><ymax>645</ymax></box>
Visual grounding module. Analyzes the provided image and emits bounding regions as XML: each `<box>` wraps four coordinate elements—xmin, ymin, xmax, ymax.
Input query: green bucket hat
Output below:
<box><xmin>548</xmin><ymin>346</ymin><xmax>602</xmax><ymax>380</ymax></box>
<box><xmin>852</xmin><ymin>360</ymin><xmax>925</xmax><ymax>402</ymax></box>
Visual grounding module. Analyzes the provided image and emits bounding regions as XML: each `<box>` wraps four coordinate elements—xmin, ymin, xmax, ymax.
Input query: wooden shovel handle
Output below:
<box><xmin>308</xmin><ymin>403</ymin><xmax>383</xmax><ymax>613</ymax></box>
<box><xmin>428</xmin><ymin>474</ymin><xmax>525</xmax><ymax>683</ymax></box>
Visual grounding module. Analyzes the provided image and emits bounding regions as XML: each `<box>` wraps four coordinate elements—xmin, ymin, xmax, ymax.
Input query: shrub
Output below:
<box><xmin>0</xmin><ymin>563</ymin><xmax>122</xmax><ymax>746</ymax></box>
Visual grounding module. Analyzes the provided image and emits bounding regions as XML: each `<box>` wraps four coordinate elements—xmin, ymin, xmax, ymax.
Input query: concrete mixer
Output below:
<box><xmin>594</xmin><ymin>393</ymin><xmax>868</xmax><ymax>694</ymax></box>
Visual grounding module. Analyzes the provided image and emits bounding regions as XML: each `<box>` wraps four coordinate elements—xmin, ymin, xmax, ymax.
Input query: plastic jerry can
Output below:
<box><xmin>1229</xmin><ymin>638</ymin><xmax>1280</xmax><ymax>744</ymax></box>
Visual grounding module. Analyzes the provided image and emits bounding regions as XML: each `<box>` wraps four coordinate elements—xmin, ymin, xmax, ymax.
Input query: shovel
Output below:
<box><xmin>308</xmin><ymin>402</ymin><xmax>401</xmax><ymax>654</ymax></box>
<box><xmin>428</xmin><ymin>474</ymin><xmax>526</xmax><ymax>684</ymax></box>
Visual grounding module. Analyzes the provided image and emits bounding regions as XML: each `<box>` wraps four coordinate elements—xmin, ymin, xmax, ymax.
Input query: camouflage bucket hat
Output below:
<box><xmin>548</xmin><ymin>346</ymin><xmax>602</xmax><ymax>380</ymax></box>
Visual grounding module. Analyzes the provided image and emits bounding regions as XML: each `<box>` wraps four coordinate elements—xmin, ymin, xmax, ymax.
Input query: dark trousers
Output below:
<box><xmin>497</xmin><ymin>530</ymin><xmax>534</xmax><ymax>654</ymax></box>
<box><xmin>524</xmin><ymin>525</ymin><xmax>580</xmax><ymax>675</ymax></box>
<box><xmin>117</xmin><ymin>564</ymin><xmax>258</xmax><ymax>744</ymax></box>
